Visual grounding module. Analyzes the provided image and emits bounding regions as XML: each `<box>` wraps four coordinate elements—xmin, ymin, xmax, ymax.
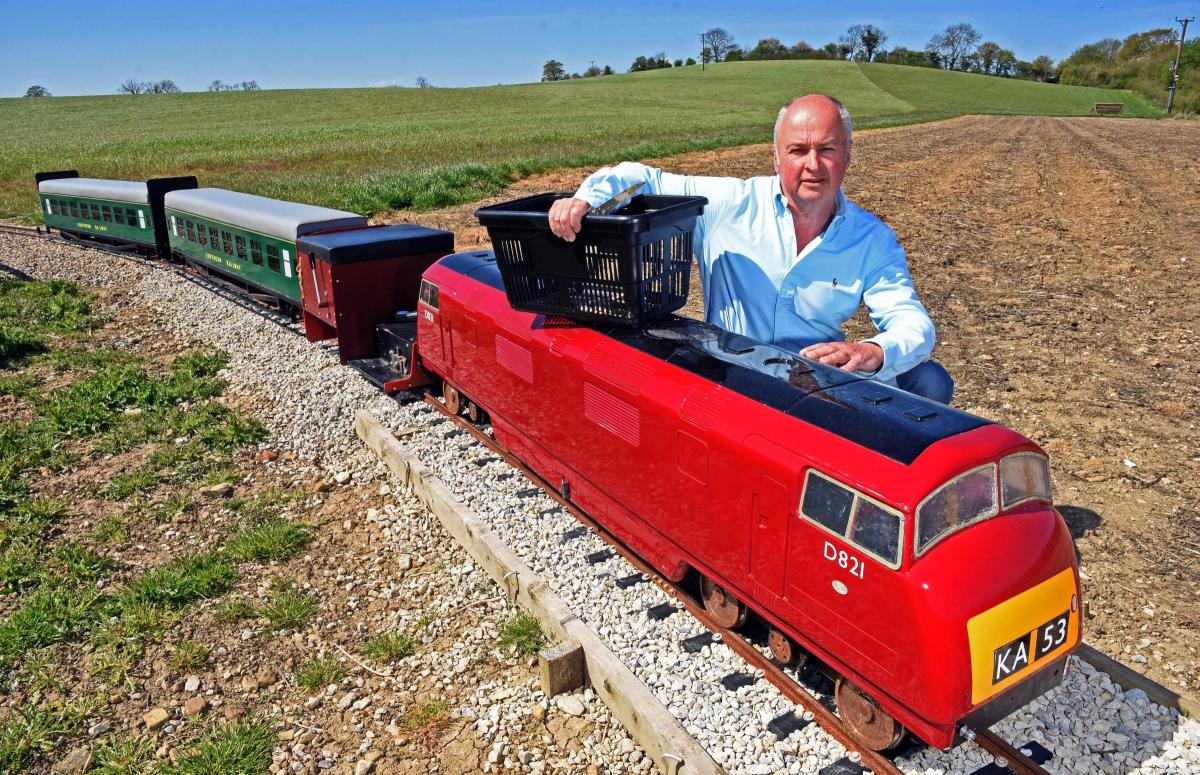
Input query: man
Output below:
<box><xmin>547</xmin><ymin>94</ymin><xmax>953</xmax><ymax>404</ymax></box>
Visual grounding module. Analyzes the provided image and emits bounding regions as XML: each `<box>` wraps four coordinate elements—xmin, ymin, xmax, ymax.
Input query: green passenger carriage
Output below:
<box><xmin>35</xmin><ymin>171</ymin><xmax>198</xmax><ymax>257</ymax></box>
<box><xmin>38</xmin><ymin>176</ymin><xmax>155</xmax><ymax>247</ymax></box>
<box><xmin>163</xmin><ymin>188</ymin><xmax>365</xmax><ymax>305</ymax></box>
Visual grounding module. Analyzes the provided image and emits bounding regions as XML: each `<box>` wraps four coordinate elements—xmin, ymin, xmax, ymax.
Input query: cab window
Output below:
<box><xmin>419</xmin><ymin>279</ymin><xmax>439</xmax><ymax>309</ymax></box>
<box><xmin>801</xmin><ymin>470</ymin><xmax>903</xmax><ymax>568</ymax></box>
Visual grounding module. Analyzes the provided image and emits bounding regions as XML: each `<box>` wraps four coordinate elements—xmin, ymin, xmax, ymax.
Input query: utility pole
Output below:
<box><xmin>1167</xmin><ymin>17</ymin><xmax>1193</xmax><ymax>115</ymax></box>
<box><xmin>698</xmin><ymin>33</ymin><xmax>705</xmax><ymax>70</ymax></box>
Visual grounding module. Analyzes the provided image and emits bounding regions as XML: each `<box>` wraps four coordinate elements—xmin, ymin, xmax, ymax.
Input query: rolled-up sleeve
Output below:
<box><xmin>860</xmin><ymin>236</ymin><xmax>936</xmax><ymax>383</ymax></box>
<box><xmin>574</xmin><ymin>162</ymin><xmax>741</xmax><ymax>214</ymax></box>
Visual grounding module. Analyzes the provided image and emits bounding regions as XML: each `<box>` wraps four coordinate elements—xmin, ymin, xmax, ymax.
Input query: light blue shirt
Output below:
<box><xmin>574</xmin><ymin>162</ymin><xmax>936</xmax><ymax>384</ymax></box>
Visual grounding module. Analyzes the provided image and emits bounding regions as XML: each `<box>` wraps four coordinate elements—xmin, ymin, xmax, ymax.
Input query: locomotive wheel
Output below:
<box><xmin>466</xmin><ymin>399</ymin><xmax>486</xmax><ymax>425</ymax></box>
<box><xmin>767</xmin><ymin>627</ymin><xmax>805</xmax><ymax>668</ymax></box>
<box><xmin>835</xmin><ymin>678</ymin><xmax>905</xmax><ymax>751</ymax></box>
<box><xmin>700</xmin><ymin>576</ymin><xmax>748</xmax><ymax>629</ymax></box>
<box><xmin>442</xmin><ymin>382</ymin><xmax>462</xmax><ymax>415</ymax></box>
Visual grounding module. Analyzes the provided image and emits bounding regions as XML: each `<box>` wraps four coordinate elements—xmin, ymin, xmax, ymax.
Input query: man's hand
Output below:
<box><xmin>548</xmin><ymin>197</ymin><xmax>591</xmax><ymax>242</ymax></box>
<box><xmin>800</xmin><ymin>341</ymin><xmax>884</xmax><ymax>373</ymax></box>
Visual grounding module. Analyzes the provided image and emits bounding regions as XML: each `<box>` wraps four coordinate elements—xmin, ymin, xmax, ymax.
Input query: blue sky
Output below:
<box><xmin>1</xmin><ymin>0</ymin><xmax>1194</xmax><ymax>96</ymax></box>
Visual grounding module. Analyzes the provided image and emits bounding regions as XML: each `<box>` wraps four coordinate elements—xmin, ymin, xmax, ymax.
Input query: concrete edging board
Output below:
<box><xmin>354</xmin><ymin>409</ymin><xmax>724</xmax><ymax>775</ymax></box>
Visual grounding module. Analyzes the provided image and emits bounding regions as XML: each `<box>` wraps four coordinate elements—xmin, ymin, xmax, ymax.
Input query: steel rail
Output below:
<box><xmin>420</xmin><ymin>392</ymin><xmax>908</xmax><ymax>775</ymax></box>
<box><xmin>974</xmin><ymin>729</ymin><xmax>1052</xmax><ymax>775</ymax></box>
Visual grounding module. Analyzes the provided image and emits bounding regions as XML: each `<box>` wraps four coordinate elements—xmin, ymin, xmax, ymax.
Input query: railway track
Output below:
<box><xmin>420</xmin><ymin>392</ymin><xmax>1057</xmax><ymax>775</ymax></box>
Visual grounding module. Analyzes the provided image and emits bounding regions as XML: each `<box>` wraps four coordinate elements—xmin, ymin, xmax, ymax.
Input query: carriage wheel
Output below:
<box><xmin>835</xmin><ymin>678</ymin><xmax>905</xmax><ymax>751</ymax></box>
<box><xmin>700</xmin><ymin>576</ymin><xmax>748</xmax><ymax>629</ymax></box>
<box><xmin>442</xmin><ymin>382</ymin><xmax>462</xmax><ymax>415</ymax></box>
<box><xmin>768</xmin><ymin>627</ymin><xmax>805</xmax><ymax>668</ymax></box>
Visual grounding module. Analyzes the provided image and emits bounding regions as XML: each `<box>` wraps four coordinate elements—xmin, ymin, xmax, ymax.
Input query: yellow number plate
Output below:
<box><xmin>966</xmin><ymin>568</ymin><xmax>1079</xmax><ymax>705</ymax></box>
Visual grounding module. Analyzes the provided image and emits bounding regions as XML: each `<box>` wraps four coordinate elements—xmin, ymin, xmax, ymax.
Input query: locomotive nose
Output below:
<box><xmin>911</xmin><ymin>505</ymin><xmax>1080</xmax><ymax>721</ymax></box>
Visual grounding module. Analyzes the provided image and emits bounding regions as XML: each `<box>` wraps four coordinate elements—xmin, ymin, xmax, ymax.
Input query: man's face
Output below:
<box><xmin>773</xmin><ymin>99</ymin><xmax>851</xmax><ymax>212</ymax></box>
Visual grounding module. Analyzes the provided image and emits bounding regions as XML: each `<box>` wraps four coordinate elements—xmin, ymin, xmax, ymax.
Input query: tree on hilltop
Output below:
<box><xmin>927</xmin><ymin>22</ymin><xmax>981</xmax><ymax>70</ymax></box>
<box><xmin>860</xmin><ymin>25</ymin><xmax>888</xmax><ymax>61</ymax></box>
<box><xmin>1030</xmin><ymin>55</ymin><xmax>1056</xmax><ymax>81</ymax></box>
<box><xmin>700</xmin><ymin>28</ymin><xmax>736</xmax><ymax>62</ymax></box>
<box><xmin>839</xmin><ymin>25</ymin><xmax>864</xmax><ymax>59</ymax></box>
<box><xmin>24</xmin><ymin>85</ymin><xmax>51</xmax><ymax>98</ymax></box>
<box><xmin>541</xmin><ymin>60</ymin><xmax>566</xmax><ymax>81</ymax></box>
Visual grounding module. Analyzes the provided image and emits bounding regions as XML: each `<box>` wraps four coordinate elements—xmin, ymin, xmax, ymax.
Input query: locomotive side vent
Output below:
<box><xmin>495</xmin><ymin>335</ymin><xmax>534</xmax><ymax>383</ymax></box>
<box><xmin>679</xmin><ymin>385</ymin><xmax>727</xmax><ymax>429</ymax></box>
<box><xmin>584</xmin><ymin>341</ymin><xmax>651</xmax><ymax>395</ymax></box>
<box><xmin>583</xmin><ymin>382</ymin><xmax>640</xmax><ymax>446</ymax></box>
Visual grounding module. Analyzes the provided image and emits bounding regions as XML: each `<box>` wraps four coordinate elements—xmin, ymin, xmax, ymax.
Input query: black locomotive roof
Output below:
<box><xmin>439</xmin><ymin>251</ymin><xmax>988</xmax><ymax>465</ymax></box>
<box><xmin>298</xmin><ymin>225</ymin><xmax>454</xmax><ymax>264</ymax></box>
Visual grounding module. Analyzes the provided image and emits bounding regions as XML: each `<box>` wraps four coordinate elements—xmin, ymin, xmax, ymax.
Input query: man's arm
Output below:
<box><xmin>857</xmin><ymin>238</ymin><xmax>936</xmax><ymax>384</ymax></box>
<box><xmin>549</xmin><ymin>162</ymin><xmax>738</xmax><ymax>241</ymax></box>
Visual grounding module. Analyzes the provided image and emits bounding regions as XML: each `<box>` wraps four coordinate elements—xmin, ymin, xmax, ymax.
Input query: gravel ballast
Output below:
<box><xmin>3</xmin><ymin>232</ymin><xmax>1198</xmax><ymax>775</ymax></box>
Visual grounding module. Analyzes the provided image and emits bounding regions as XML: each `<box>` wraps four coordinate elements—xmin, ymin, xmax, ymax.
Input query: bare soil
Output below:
<box><xmin>396</xmin><ymin>115</ymin><xmax>1200</xmax><ymax>697</ymax></box>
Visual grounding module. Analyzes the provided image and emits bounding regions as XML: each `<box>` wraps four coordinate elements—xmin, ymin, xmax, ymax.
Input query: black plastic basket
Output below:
<box><xmin>474</xmin><ymin>192</ymin><xmax>707</xmax><ymax>326</ymax></box>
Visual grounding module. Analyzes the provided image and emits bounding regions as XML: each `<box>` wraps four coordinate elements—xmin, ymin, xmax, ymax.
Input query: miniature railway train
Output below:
<box><xmin>32</xmin><ymin>170</ymin><xmax>1082</xmax><ymax>752</ymax></box>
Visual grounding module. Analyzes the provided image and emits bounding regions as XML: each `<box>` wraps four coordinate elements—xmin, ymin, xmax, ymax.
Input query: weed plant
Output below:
<box><xmin>295</xmin><ymin>655</ymin><xmax>347</xmax><ymax>692</ymax></box>
<box><xmin>361</xmin><ymin>632</ymin><xmax>417</xmax><ymax>663</ymax></box>
<box><xmin>161</xmin><ymin>718</ymin><xmax>274</xmax><ymax>775</ymax></box>
<box><xmin>496</xmin><ymin>611</ymin><xmax>546</xmax><ymax>657</ymax></box>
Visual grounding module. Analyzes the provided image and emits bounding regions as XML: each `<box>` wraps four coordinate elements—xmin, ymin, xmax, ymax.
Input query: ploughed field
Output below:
<box><xmin>408</xmin><ymin>114</ymin><xmax>1200</xmax><ymax>698</ymax></box>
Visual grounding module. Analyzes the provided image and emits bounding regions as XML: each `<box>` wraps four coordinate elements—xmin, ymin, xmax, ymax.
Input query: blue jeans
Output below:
<box><xmin>896</xmin><ymin>360</ymin><xmax>954</xmax><ymax>405</ymax></box>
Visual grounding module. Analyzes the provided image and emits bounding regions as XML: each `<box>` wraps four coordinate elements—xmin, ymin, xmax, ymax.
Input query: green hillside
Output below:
<box><xmin>0</xmin><ymin>61</ymin><xmax>1160</xmax><ymax>222</ymax></box>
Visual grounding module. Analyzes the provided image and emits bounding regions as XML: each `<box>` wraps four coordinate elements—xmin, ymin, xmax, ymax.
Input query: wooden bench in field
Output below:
<box><xmin>1093</xmin><ymin>102</ymin><xmax>1124</xmax><ymax>115</ymax></box>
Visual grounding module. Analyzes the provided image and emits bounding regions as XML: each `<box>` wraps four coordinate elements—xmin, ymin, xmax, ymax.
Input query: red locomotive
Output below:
<box><xmin>359</xmin><ymin>246</ymin><xmax>1082</xmax><ymax>751</ymax></box>
<box><xmin>398</xmin><ymin>251</ymin><xmax>1084</xmax><ymax>748</ymax></box>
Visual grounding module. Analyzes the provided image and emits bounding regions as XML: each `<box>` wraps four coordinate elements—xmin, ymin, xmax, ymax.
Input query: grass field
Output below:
<box><xmin>0</xmin><ymin>60</ymin><xmax>1160</xmax><ymax>222</ymax></box>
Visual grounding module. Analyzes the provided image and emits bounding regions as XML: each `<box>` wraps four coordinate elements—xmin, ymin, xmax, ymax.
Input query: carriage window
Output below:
<box><xmin>113</xmin><ymin>207</ymin><xmax>125</xmax><ymax>225</ymax></box>
<box><xmin>235</xmin><ymin>235</ymin><xmax>247</xmax><ymax>260</ymax></box>
<box><xmin>850</xmin><ymin>499</ymin><xmax>902</xmax><ymax>565</ymax></box>
<box><xmin>209</xmin><ymin>226</ymin><xmax>219</xmax><ymax>247</ymax></box>
<box><xmin>50</xmin><ymin>199</ymin><xmax>60</xmax><ymax>215</ymax></box>
<box><xmin>250</xmin><ymin>240</ymin><xmax>263</xmax><ymax>265</ymax></box>
<box><xmin>101</xmin><ymin>205</ymin><xmax>112</xmax><ymax>222</ymax></box>
<box><xmin>266</xmin><ymin>244</ymin><xmax>281</xmax><ymax>272</ymax></box>
<box><xmin>197</xmin><ymin>224</ymin><xmax>207</xmax><ymax>245</ymax></box>
<box><xmin>800</xmin><ymin>471</ymin><xmax>854</xmax><ymax>536</ymax></box>
<box><xmin>90</xmin><ymin>204</ymin><xmax>101</xmax><ymax>220</ymax></box>
<box><xmin>69</xmin><ymin>201</ymin><xmax>79</xmax><ymax>217</ymax></box>
<box><xmin>185</xmin><ymin>220</ymin><xmax>196</xmax><ymax>241</ymax></box>
<box><xmin>419</xmin><ymin>279</ymin><xmax>439</xmax><ymax>309</ymax></box>
<box><xmin>221</xmin><ymin>231</ymin><xmax>233</xmax><ymax>255</ymax></box>
<box><xmin>127</xmin><ymin>208</ymin><xmax>139</xmax><ymax>226</ymax></box>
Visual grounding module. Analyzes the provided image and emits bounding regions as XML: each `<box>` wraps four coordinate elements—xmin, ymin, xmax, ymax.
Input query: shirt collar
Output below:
<box><xmin>773</xmin><ymin>178</ymin><xmax>847</xmax><ymax>229</ymax></box>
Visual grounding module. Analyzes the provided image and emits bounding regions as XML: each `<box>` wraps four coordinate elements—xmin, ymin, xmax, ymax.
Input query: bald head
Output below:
<box><xmin>773</xmin><ymin>95</ymin><xmax>852</xmax><ymax>158</ymax></box>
